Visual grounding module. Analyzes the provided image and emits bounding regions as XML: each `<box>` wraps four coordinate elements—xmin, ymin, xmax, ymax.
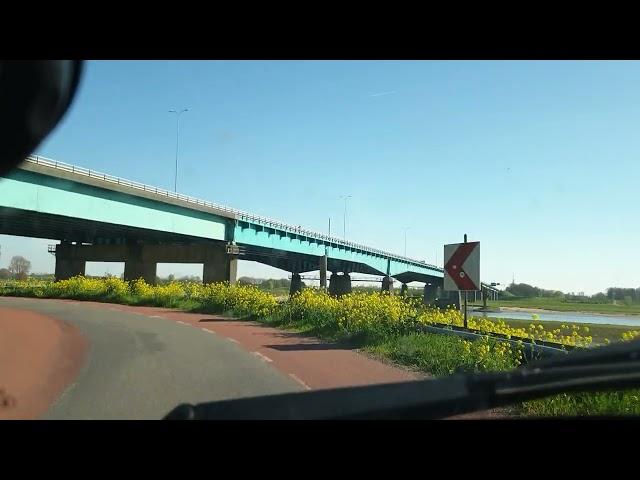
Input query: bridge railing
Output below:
<box><xmin>23</xmin><ymin>155</ymin><xmax>442</xmax><ymax>272</ymax></box>
<box><xmin>25</xmin><ymin>154</ymin><xmax>242</xmax><ymax>217</ymax></box>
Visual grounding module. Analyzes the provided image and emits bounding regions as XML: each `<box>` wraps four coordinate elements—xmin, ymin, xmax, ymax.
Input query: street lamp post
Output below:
<box><xmin>403</xmin><ymin>227</ymin><xmax>410</xmax><ymax>257</ymax></box>
<box><xmin>339</xmin><ymin>195</ymin><xmax>352</xmax><ymax>241</ymax></box>
<box><xmin>169</xmin><ymin>108</ymin><xmax>188</xmax><ymax>192</ymax></box>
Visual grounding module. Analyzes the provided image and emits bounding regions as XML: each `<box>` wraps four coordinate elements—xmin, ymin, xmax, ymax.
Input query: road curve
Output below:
<box><xmin>0</xmin><ymin>297</ymin><xmax>301</xmax><ymax>419</ymax></box>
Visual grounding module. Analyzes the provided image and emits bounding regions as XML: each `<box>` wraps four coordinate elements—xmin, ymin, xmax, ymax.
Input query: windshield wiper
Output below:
<box><xmin>164</xmin><ymin>339</ymin><xmax>640</xmax><ymax>420</ymax></box>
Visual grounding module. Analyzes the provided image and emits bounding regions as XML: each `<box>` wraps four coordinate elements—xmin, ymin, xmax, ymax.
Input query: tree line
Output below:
<box><xmin>503</xmin><ymin>282</ymin><xmax>640</xmax><ymax>304</ymax></box>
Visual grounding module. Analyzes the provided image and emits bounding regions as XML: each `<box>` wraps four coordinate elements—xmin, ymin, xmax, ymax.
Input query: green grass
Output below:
<box><xmin>482</xmin><ymin>297</ymin><xmax>640</xmax><ymax>315</ymax></box>
<box><xmin>520</xmin><ymin>390</ymin><xmax>640</xmax><ymax>416</ymax></box>
<box><xmin>364</xmin><ymin>334</ymin><xmax>507</xmax><ymax>376</ymax></box>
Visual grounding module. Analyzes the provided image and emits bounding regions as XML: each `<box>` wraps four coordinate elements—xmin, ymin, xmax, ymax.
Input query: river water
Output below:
<box><xmin>471</xmin><ymin>309</ymin><xmax>640</xmax><ymax>327</ymax></box>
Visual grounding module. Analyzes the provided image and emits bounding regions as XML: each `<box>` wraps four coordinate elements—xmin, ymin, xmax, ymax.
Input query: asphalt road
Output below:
<box><xmin>0</xmin><ymin>297</ymin><xmax>301</xmax><ymax>419</ymax></box>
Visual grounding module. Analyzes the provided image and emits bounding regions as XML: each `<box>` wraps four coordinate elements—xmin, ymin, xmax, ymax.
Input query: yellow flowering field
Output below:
<box><xmin>3</xmin><ymin>277</ymin><xmax>639</xmax><ymax>345</ymax></box>
<box><xmin>0</xmin><ymin>277</ymin><xmax>277</xmax><ymax>318</ymax></box>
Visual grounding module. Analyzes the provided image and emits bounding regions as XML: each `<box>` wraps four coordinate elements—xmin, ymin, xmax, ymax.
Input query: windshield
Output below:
<box><xmin>1</xmin><ymin>60</ymin><xmax>639</xmax><ymax>419</ymax></box>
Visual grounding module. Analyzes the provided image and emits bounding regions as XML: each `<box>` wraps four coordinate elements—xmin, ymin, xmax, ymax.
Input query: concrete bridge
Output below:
<box><xmin>1</xmin><ymin>155</ymin><xmax>457</xmax><ymax>299</ymax></box>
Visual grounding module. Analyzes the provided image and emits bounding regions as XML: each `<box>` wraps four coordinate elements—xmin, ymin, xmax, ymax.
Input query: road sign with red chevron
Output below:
<box><xmin>444</xmin><ymin>241</ymin><xmax>480</xmax><ymax>291</ymax></box>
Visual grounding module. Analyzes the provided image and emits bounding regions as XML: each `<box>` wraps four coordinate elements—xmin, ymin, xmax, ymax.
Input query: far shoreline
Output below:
<box><xmin>495</xmin><ymin>305</ymin><xmax>640</xmax><ymax>318</ymax></box>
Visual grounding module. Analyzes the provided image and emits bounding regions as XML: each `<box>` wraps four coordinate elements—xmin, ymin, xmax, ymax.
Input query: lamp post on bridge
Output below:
<box><xmin>169</xmin><ymin>108</ymin><xmax>188</xmax><ymax>192</ymax></box>
<box><xmin>339</xmin><ymin>195</ymin><xmax>352</xmax><ymax>241</ymax></box>
<box><xmin>403</xmin><ymin>227</ymin><xmax>410</xmax><ymax>257</ymax></box>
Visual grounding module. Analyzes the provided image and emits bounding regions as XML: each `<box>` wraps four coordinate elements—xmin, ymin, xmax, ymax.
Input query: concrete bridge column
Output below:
<box><xmin>124</xmin><ymin>245</ymin><xmax>157</xmax><ymax>284</ymax></box>
<box><xmin>319</xmin><ymin>254</ymin><xmax>327</xmax><ymax>290</ymax></box>
<box><xmin>341</xmin><ymin>273</ymin><xmax>352</xmax><ymax>295</ymax></box>
<box><xmin>290</xmin><ymin>273</ymin><xmax>303</xmax><ymax>296</ymax></box>
<box><xmin>423</xmin><ymin>283</ymin><xmax>438</xmax><ymax>305</ymax></box>
<box><xmin>381</xmin><ymin>275</ymin><xmax>393</xmax><ymax>293</ymax></box>
<box><xmin>203</xmin><ymin>244</ymin><xmax>237</xmax><ymax>284</ymax></box>
<box><xmin>328</xmin><ymin>272</ymin><xmax>338</xmax><ymax>296</ymax></box>
<box><xmin>329</xmin><ymin>272</ymin><xmax>351</xmax><ymax>297</ymax></box>
<box><xmin>124</xmin><ymin>260</ymin><xmax>157</xmax><ymax>285</ymax></box>
<box><xmin>54</xmin><ymin>243</ymin><xmax>86</xmax><ymax>281</ymax></box>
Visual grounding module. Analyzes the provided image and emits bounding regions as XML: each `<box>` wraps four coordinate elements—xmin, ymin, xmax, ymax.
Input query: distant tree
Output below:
<box><xmin>499</xmin><ymin>289</ymin><xmax>516</xmax><ymax>299</ymax></box>
<box><xmin>167</xmin><ymin>274</ymin><xmax>175</xmax><ymax>282</ymax></box>
<box><xmin>177</xmin><ymin>275</ymin><xmax>201</xmax><ymax>283</ymax></box>
<box><xmin>0</xmin><ymin>268</ymin><xmax>10</xmax><ymax>279</ymax></box>
<box><xmin>8</xmin><ymin>255</ymin><xmax>31</xmax><ymax>280</ymax></box>
<box><xmin>506</xmin><ymin>283</ymin><xmax>539</xmax><ymax>298</ymax></box>
<box><xmin>536</xmin><ymin>287</ymin><xmax>565</xmax><ymax>298</ymax></box>
<box><xmin>592</xmin><ymin>292</ymin><xmax>608</xmax><ymax>303</ymax></box>
<box><xmin>607</xmin><ymin>287</ymin><xmax>638</xmax><ymax>302</ymax></box>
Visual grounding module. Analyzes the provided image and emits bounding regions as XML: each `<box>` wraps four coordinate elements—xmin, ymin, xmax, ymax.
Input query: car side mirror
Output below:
<box><xmin>0</xmin><ymin>60</ymin><xmax>83</xmax><ymax>177</ymax></box>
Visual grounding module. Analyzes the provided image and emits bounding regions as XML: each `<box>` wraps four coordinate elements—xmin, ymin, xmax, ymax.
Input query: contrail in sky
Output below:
<box><xmin>369</xmin><ymin>90</ymin><xmax>397</xmax><ymax>97</ymax></box>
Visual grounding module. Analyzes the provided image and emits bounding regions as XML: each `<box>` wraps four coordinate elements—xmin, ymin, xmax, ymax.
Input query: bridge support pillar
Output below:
<box><xmin>122</xmin><ymin>245</ymin><xmax>157</xmax><ymax>284</ymax></box>
<box><xmin>381</xmin><ymin>275</ymin><xmax>393</xmax><ymax>293</ymax></box>
<box><xmin>54</xmin><ymin>257</ymin><xmax>86</xmax><ymax>281</ymax></box>
<box><xmin>340</xmin><ymin>273</ymin><xmax>352</xmax><ymax>296</ymax></box>
<box><xmin>329</xmin><ymin>272</ymin><xmax>351</xmax><ymax>297</ymax></box>
<box><xmin>400</xmin><ymin>283</ymin><xmax>408</xmax><ymax>297</ymax></box>
<box><xmin>328</xmin><ymin>272</ymin><xmax>338</xmax><ymax>296</ymax></box>
<box><xmin>53</xmin><ymin>243</ymin><xmax>86</xmax><ymax>281</ymax></box>
<box><xmin>319</xmin><ymin>254</ymin><xmax>327</xmax><ymax>290</ymax></box>
<box><xmin>203</xmin><ymin>244</ymin><xmax>237</xmax><ymax>284</ymax></box>
<box><xmin>290</xmin><ymin>273</ymin><xmax>303</xmax><ymax>296</ymax></box>
<box><xmin>124</xmin><ymin>261</ymin><xmax>157</xmax><ymax>285</ymax></box>
<box><xmin>124</xmin><ymin>261</ymin><xmax>157</xmax><ymax>284</ymax></box>
<box><xmin>423</xmin><ymin>283</ymin><xmax>438</xmax><ymax>305</ymax></box>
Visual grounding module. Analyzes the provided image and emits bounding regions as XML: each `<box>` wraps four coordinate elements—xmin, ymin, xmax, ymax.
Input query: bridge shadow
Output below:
<box><xmin>264</xmin><ymin>342</ymin><xmax>348</xmax><ymax>352</ymax></box>
<box><xmin>198</xmin><ymin>317</ymin><xmax>241</xmax><ymax>323</ymax></box>
<box><xmin>264</xmin><ymin>331</ymin><xmax>354</xmax><ymax>351</ymax></box>
<box><xmin>194</xmin><ymin>317</ymin><xmax>360</xmax><ymax>351</ymax></box>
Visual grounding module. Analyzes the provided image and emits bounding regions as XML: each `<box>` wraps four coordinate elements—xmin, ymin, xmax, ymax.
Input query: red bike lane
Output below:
<box><xmin>0</xmin><ymin>306</ymin><xmax>88</xmax><ymax>420</ymax></box>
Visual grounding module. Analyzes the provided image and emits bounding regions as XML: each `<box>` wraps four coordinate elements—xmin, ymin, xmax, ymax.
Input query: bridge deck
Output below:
<box><xmin>9</xmin><ymin>155</ymin><xmax>442</xmax><ymax>277</ymax></box>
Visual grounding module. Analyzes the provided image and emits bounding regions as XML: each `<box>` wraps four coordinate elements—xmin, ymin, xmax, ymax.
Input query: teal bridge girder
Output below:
<box><xmin>0</xmin><ymin>155</ymin><xmax>444</xmax><ymax>285</ymax></box>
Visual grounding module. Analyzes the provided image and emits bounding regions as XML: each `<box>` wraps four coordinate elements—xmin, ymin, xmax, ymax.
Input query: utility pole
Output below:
<box><xmin>169</xmin><ymin>108</ymin><xmax>188</xmax><ymax>192</ymax></box>
<box><xmin>339</xmin><ymin>195</ymin><xmax>352</xmax><ymax>241</ymax></box>
<box><xmin>403</xmin><ymin>227</ymin><xmax>410</xmax><ymax>257</ymax></box>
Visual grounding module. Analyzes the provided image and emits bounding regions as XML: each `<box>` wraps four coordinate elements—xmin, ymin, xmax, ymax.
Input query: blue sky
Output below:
<box><xmin>1</xmin><ymin>60</ymin><xmax>639</xmax><ymax>294</ymax></box>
